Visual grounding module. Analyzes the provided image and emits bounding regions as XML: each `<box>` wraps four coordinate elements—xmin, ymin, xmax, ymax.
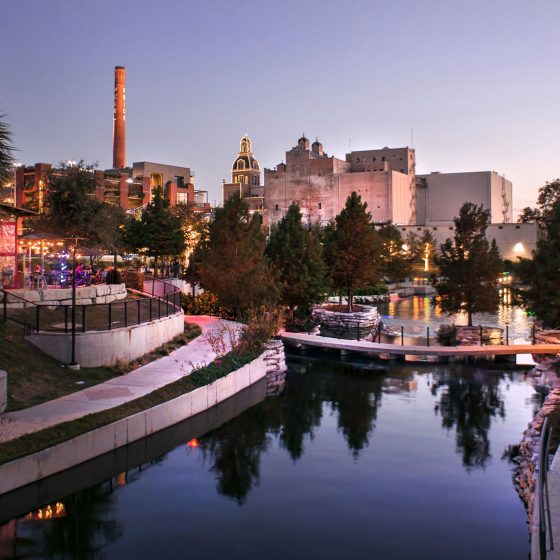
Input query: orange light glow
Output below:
<box><xmin>187</xmin><ymin>438</ymin><xmax>199</xmax><ymax>448</ymax></box>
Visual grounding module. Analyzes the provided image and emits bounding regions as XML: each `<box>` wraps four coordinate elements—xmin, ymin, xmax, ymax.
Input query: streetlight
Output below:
<box><xmin>68</xmin><ymin>236</ymin><xmax>83</xmax><ymax>370</ymax></box>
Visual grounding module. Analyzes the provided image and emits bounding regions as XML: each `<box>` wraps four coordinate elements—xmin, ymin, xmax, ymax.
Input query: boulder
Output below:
<box><xmin>95</xmin><ymin>285</ymin><xmax>111</xmax><ymax>297</ymax></box>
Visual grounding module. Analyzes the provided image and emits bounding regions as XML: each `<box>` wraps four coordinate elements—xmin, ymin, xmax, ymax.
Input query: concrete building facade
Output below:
<box><xmin>12</xmin><ymin>162</ymin><xmax>211</xmax><ymax>214</ymax></box>
<box><xmin>416</xmin><ymin>171</ymin><xmax>512</xmax><ymax>225</ymax></box>
<box><xmin>263</xmin><ymin>136</ymin><xmax>415</xmax><ymax>226</ymax></box>
<box><xmin>398</xmin><ymin>222</ymin><xmax>538</xmax><ymax>262</ymax></box>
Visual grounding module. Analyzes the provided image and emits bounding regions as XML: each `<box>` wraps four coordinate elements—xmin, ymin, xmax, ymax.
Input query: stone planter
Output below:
<box><xmin>312</xmin><ymin>304</ymin><xmax>380</xmax><ymax>340</ymax></box>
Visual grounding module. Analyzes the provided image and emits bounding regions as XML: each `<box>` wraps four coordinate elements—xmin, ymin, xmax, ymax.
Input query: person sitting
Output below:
<box><xmin>74</xmin><ymin>263</ymin><xmax>86</xmax><ymax>287</ymax></box>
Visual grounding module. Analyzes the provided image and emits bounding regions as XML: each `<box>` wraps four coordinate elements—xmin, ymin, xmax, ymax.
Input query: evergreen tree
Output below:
<box><xmin>324</xmin><ymin>192</ymin><xmax>379</xmax><ymax>312</ymax></box>
<box><xmin>196</xmin><ymin>194</ymin><xmax>278</xmax><ymax>319</ymax></box>
<box><xmin>124</xmin><ymin>186</ymin><xmax>185</xmax><ymax>276</ymax></box>
<box><xmin>266</xmin><ymin>203</ymin><xmax>329</xmax><ymax>318</ymax></box>
<box><xmin>434</xmin><ymin>203</ymin><xmax>502</xmax><ymax>326</ymax></box>
<box><xmin>517</xmin><ymin>200</ymin><xmax>560</xmax><ymax>328</ymax></box>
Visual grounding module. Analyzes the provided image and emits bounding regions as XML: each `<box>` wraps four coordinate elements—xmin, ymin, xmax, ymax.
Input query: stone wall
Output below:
<box><xmin>313</xmin><ymin>305</ymin><xmax>380</xmax><ymax>340</ymax></box>
<box><xmin>264</xmin><ymin>340</ymin><xmax>287</xmax><ymax>396</ymax></box>
<box><xmin>2</xmin><ymin>284</ymin><xmax>127</xmax><ymax>309</ymax></box>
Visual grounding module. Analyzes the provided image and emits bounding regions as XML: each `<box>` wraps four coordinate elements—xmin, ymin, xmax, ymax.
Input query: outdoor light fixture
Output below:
<box><xmin>187</xmin><ymin>438</ymin><xmax>199</xmax><ymax>448</ymax></box>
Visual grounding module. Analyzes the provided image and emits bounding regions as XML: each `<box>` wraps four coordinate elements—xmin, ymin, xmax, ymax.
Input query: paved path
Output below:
<box><xmin>281</xmin><ymin>331</ymin><xmax>560</xmax><ymax>357</ymax></box>
<box><xmin>0</xmin><ymin>316</ymin><xmax>239</xmax><ymax>443</ymax></box>
<box><xmin>545</xmin><ymin>451</ymin><xmax>560</xmax><ymax>559</ymax></box>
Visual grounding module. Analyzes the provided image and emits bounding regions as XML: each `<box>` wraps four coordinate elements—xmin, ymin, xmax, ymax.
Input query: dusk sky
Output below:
<box><xmin>2</xmin><ymin>0</ymin><xmax>559</xmax><ymax>212</ymax></box>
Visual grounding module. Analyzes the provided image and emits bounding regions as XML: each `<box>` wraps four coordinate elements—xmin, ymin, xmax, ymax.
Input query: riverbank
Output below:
<box><xmin>0</xmin><ymin>317</ymin><xmax>286</xmax><ymax>494</ymax></box>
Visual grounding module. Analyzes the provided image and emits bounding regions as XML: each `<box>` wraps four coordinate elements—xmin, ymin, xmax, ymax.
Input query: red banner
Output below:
<box><xmin>0</xmin><ymin>222</ymin><xmax>17</xmax><ymax>288</ymax></box>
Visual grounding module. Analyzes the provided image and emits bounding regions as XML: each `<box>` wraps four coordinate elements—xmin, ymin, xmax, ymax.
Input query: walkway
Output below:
<box><xmin>546</xmin><ymin>452</ymin><xmax>560</xmax><ymax>559</ymax></box>
<box><xmin>281</xmin><ymin>331</ymin><xmax>560</xmax><ymax>357</ymax></box>
<box><xmin>0</xmin><ymin>316</ymin><xmax>238</xmax><ymax>443</ymax></box>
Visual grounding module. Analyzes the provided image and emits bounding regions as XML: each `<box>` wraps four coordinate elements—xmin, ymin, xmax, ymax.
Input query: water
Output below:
<box><xmin>0</xmin><ymin>352</ymin><xmax>538</xmax><ymax>560</ymax></box>
<box><xmin>378</xmin><ymin>295</ymin><xmax>533</xmax><ymax>342</ymax></box>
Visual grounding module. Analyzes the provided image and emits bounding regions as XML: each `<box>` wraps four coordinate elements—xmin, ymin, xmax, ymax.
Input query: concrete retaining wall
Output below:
<box><xmin>27</xmin><ymin>311</ymin><xmax>185</xmax><ymax>367</ymax></box>
<box><xmin>0</xmin><ymin>351</ymin><xmax>270</xmax><ymax>495</ymax></box>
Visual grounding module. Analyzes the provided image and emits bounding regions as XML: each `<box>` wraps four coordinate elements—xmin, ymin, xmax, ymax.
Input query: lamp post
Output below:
<box><xmin>68</xmin><ymin>237</ymin><xmax>82</xmax><ymax>371</ymax></box>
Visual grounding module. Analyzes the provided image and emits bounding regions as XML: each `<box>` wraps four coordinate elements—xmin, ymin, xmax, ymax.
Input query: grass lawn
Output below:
<box><xmin>0</xmin><ymin>319</ymin><xmax>201</xmax><ymax>412</ymax></box>
<box><xmin>0</xmin><ymin>349</ymin><xmax>255</xmax><ymax>466</ymax></box>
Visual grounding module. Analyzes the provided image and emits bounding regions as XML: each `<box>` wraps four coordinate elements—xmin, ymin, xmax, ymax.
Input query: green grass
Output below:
<box><xmin>0</xmin><ymin>320</ymin><xmax>201</xmax><ymax>411</ymax></box>
<box><xmin>0</xmin><ymin>349</ymin><xmax>256</xmax><ymax>466</ymax></box>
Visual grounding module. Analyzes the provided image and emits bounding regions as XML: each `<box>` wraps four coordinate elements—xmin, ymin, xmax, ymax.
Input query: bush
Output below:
<box><xmin>106</xmin><ymin>268</ymin><xmax>122</xmax><ymax>285</ymax></box>
<box><xmin>181</xmin><ymin>291</ymin><xmax>225</xmax><ymax>317</ymax></box>
<box><xmin>354</xmin><ymin>284</ymin><xmax>389</xmax><ymax>296</ymax></box>
<box><xmin>235</xmin><ymin>306</ymin><xmax>284</xmax><ymax>355</ymax></box>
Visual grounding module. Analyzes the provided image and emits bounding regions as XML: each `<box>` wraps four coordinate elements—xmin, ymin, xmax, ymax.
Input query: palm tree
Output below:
<box><xmin>0</xmin><ymin>115</ymin><xmax>16</xmax><ymax>181</ymax></box>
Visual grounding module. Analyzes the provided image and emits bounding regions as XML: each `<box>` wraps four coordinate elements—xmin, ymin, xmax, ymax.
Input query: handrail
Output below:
<box><xmin>538</xmin><ymin>417</ymin><xmax>554</xmax><ymax>559</ymax></box>
<box><xmin>1</xmin><ymin>274</ymin><xmax>182</xmax><ymax>334</ymax></box>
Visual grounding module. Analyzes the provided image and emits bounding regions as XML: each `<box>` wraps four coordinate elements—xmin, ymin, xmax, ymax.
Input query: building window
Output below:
<box><xmin>245</xmin><ymin>175</ymin><xmax>248</xmax><ymax>183</ymax></box>
<box><xmin>449</xmin><ymin>227</ymin><xmax>453</xmax><ymax>230</ymax></box>
<box><xmin>382</xmin><ymin>157</ymin><xmax>386</xmax><ymax>162</ymax></box>
<box><xmin>275</xmin><ymin>204</ymin><xmax>279</xmax><ymax>211</ymax></box>
<box><xmin>175</xmin><ymin>176</ymin><xmax>185</xmax><ymax>188</ymax></box>
<box><xmin>373</xmin><ymin>157</ymin><xmax>377</xmax><ymax>162</ymax></box>
<box><xmin>177</xmin><ymin>192</ymin><xmax>188</xmax><ymax>204</ymax></box>
<box><xmin>432</xmin><ymin>227</ymin><xmax>437</xmax><ymax>230</ymax></box>
<box><xmin>150</xmin><ymin>173</ymin><xmax>163</xmax><ymax>188</ymax></box>
<box><xmin>498</xmin><ymin>225</ymin><xmax>503</xmax><ymax>229</ymax></box>
<box><xmin>237</xmin><ymin>159</ymin><xmax>245</xmax><ymax>170</ymax></box>
<box><xmin>400</xmin><ymin>169</ymin><xmax>404</xmax><ymax>173</ymax></box>
<box><xmin>318</xmin><ymin>203</ymin><xmax>322</xmax><ymax>209</ymax></box>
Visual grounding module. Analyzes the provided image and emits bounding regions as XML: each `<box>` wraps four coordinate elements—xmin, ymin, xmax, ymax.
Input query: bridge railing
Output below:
<box><xmin>308</xmin><ymin>318</ymin><xmax>538</xmax><ymax>346</ymax></box>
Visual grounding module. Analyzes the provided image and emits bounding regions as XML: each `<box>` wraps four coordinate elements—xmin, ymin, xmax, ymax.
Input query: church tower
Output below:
<box><xmin>231</xmin><ymin>133</ymin><xmax>260</xmax><ymax>197</ymax></box>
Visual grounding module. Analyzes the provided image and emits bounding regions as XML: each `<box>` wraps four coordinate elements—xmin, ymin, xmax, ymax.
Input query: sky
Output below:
<box><xmin>2</xmin><ymin>0</ymin><xmax>559</xmax><ymax>212</ymax></box>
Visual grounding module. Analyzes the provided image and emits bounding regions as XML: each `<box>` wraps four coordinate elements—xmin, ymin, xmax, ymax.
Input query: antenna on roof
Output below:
<box><xmin>349</xmin><ymin>138</ymin><xmax>352</xmax><ymax>152</ymax></box>
<box><xmin>411</xmin><ymin>128</ymin><xmax>414</xmax><ymax>148</ymax></box>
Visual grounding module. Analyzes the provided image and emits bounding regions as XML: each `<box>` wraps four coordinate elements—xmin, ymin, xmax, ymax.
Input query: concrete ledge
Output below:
<box><xmin>27</xmin><ymin>311</ymin><xmax>185</xmax><ymax>367</ymax></box>
<box><xmin>0</xmin><ymin>351</ymin><xmax>269</xmax><ymax>495</ymax></box>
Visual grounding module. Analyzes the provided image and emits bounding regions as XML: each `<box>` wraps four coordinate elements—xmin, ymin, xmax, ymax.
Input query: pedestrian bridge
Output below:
<box><xmin>280</xmin><ymin>332</ymin><xmax>560</xmax><ymax>359</ymax></box>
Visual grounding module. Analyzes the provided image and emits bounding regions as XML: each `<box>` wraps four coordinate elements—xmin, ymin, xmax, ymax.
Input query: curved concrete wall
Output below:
<box><xmin>0</xmin><ymin>352</ymin><xmax>268</xmax><ymax>495</ymax></box>
<box><xmin>27</xmin><ymin>311</ymin><xmax>185</xmax><ymax>367</ymax></box>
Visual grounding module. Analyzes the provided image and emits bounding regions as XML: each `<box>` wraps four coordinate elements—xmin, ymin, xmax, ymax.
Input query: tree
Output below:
<box><xmin>516</xmin><ymin>200</ymin><xmax>560</xmax><ymax>328</ymax></box>
<box><xmin>124</xmin><ymin>186</ymin><xmax>185</xmax><ymax>276</ymax></box>
<box><xmin>40</xmin><ymin>162</ymin><xmax>127</xmax><ymax>263</ymax></box>
<box><xmin>266</xmin><ymin>203</ymin><xmax>329</xmax><ymax>319</ymax></box>
<box><xmin>196</xmin><ymin>194</ymin><xmax>278</xmax><ymax>319</ymax></box>
<box><xmin>377</xmin><ymin>222</ymin><xmax>411</xmax><ymax>282</ymax></box>
<box><xmin>517</xmin><ymin>206</ymin><xmax>541</xmax><ymax>224</ymax></box>
<box><xmin>434</xmin><ymin>203</ymin><xmax>502</xmax><ymax>326</ymax></box>
<box><xmin>0</xmin><ymin>115</ymin><xmax>15</xmax><ymax>182</ymax></box>
<box><xmin>324</xmin><ymin>192</ymin><xmax>379</xmax><ymax>312</ymax></box>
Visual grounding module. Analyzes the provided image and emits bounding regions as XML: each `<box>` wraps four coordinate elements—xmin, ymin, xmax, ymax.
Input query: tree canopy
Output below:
<box><xmin>516</xmin><ymin>199</ymin><xmax>560</xmax><ymax>328</ymax></box>
<box><xmin>40</xmin><ymin>162</ymin><xmax>127</xmax><ymax>257</ymax></box>
<box><xmin>124</xmin><ymin>186</ymin><xmax>185</xmax><ymax>272</ymax></box>
<box><xmin>266</xmin><ymin>202</ymin><xmax>329</xmax><ymax>318</ymax></box>
<box><xmin>434</xmin><ymin>202</ymin><xmax>502</xmax><ymax>326</ymax></box>
<box><xmin>196</xmin><ymin>194</ymin><xmax>278</xmax><ymax>319</ymax></box>
<box><xmin>324</xmin><ymin>192</ymin><xmax>379</xmax><ymax>311</ymax></box>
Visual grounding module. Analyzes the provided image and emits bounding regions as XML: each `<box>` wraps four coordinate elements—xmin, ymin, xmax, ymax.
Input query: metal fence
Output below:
<box><xmin>310</xmin><ymin>319</ymin><xmax>537</xmax><ymax>346</ymax></box>
<box><xmin>1</xmin><ymin>275</ymin><xmax>182</xmax><ymax>334</ymax></box>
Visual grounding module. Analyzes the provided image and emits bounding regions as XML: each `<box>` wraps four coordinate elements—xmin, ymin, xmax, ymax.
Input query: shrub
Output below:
<box><xmin>437</xmin><ymin>324</ymin><xmax>456</xmax><ymax>346</ymax></box>
<box><xmin>235</xmin><ymin>306</ymin><xmax>284</xmax><ymax>355</ymax></box>
<box><xmin>181</xmin><ymin>291</ymin><xmax>225</xmax><ymax>317</ymax></box>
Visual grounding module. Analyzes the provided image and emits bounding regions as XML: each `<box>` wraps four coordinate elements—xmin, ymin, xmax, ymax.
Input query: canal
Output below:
<box><xmin>0</xmin><ymin>350</ymin><xmax>538</xmax><ymax>559</ymax></box>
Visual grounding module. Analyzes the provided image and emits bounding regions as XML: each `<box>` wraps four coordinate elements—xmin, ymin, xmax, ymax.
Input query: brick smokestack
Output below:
<box><xmin>112</xmin><ymin>66</ymin><xmax>126</xmax><ymax>169</ymax></box>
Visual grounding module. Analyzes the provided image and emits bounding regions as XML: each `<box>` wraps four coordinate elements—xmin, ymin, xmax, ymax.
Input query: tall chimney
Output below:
<box><xmin>112</xmin><ymin>66</ymin><xmax>126</xmax><ymax>169</ymax></box>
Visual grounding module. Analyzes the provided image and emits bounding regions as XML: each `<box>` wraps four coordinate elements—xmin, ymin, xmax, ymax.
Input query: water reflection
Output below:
<box><xmin>379</xmin><ymin>295</ymin><xmax>531</xmax><ymax>340</ymax></box>
<box><xmin>1</xmin><ymin>354</ymin><xmax>534</xmax><ymax>560</ymax></box>
<box><xmin>431</xmin><ymin>366</ymin><xmax>506</xmax><ymax>470</ymax></box>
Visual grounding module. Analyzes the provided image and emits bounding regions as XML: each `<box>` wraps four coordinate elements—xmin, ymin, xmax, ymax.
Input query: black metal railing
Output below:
<box><xmin>311</xmin><ymin>319</ymin><xmax>538</xmax><ymax>347</ymax></box>
<box><xmin>1</xmin><ymin>274</ymin><xmax>182</xmax><ymax>335</ymax></box>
